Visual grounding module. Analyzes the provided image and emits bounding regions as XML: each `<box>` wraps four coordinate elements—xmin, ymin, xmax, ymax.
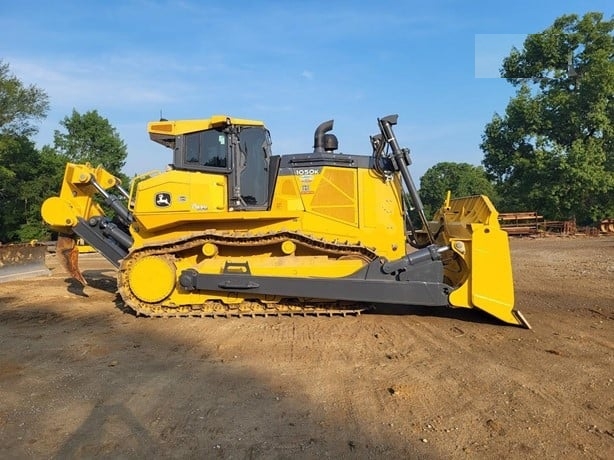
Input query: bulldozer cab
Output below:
<box><xmin>149</xmin><ymin>116</ymin><xmax>274</xmax><ymax>210</ymax></box>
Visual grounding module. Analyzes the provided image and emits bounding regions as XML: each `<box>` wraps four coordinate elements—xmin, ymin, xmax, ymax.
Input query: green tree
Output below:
<box><xmin>0</xmin><ymin>61</ymin><xmax>55</xmax><ymax>242</ymax></box>
<box><xmin>17</xmin><ymin>146</ymin><xmax>68</xmax><ymax>241</ymax></box>
<box><xmin>0</xmin><ymin>136</ymin><xmax>34</xmax><ymax>240</ymax></box>
<box><xmin>52</xmin><ymin>109</ymin><xmax>127</xmax><ymax>179</ymax></box>
<box><xmin>0</xmin><ymin>136</ymin><xmax>66</xmax><ymax>241</ymax></box>
<box><xmin>419</xmin><ymin>162</ymin><xmax>497</xmax><ymax>219</ymax></box>
<box><xmin>0</xmin><ymin>60</ymin><xmax>49</xmax><ymax>138</ymax></box>
<box><xmin>481</xmin><ymin>12</ymin><xmax>614</xmax><ymax>223</ymax></box>
<box><xmin>0</xmin><ymin>59</ymin><xmax>50</xmax><ymax>204</ymax></box>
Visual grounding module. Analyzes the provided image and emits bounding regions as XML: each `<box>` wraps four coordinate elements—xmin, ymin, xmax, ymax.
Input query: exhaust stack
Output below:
<box><xmin>313</xmin><ymin>120</ymin><xmax>334</xmax><ymax>153</ymax></box>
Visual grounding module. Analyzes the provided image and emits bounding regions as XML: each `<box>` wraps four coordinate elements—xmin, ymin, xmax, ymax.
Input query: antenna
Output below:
<box><xmin>159</xmin><ymin>110</ymin><xmax>167</xmax><ymax>122</ymax></box>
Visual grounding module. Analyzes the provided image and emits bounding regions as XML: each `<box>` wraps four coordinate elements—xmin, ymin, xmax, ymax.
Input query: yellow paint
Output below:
<box><xmin>131</xmin><ymin>169</ymin><xmax>227</xmax><ymax>228</ymax></box>
<box><xmin>202</xmin><ymin>243</ymin><xmax>218</xmax><ymax>257</ymax></box>
<box><xmin>128</xmin><ymin>256</ymin><xmax>176</xmax><ymax>303</ymax></box>
<box><xmin>127</xmin><ymin>163</ymin><xmax>406</xmax><ymax>261</ymax></box>
<box><xmin>148</xmin><ymin>115</ymin><xmax>263</xmax><ymax>137</ymax></box>
<box><xmin>434</xmin><ymin>195</ymin><xmax>519</xmax><ymax>326</ymax></box>
<box><xmin>281</xmin><ymin>240</ymin><xmax>296</xmax><ymax>255</ymax></box>
<box><xmin>41</xmin><ymin>163</ymin><xmax>116</xmax><ymax>233</ymax></box>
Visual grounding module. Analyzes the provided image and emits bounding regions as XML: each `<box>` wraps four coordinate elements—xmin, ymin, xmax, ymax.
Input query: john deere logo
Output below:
<box><xmin>155</xmin><ymin>192</ymin><xmax>171</xmax><ymax>207</ymax></box>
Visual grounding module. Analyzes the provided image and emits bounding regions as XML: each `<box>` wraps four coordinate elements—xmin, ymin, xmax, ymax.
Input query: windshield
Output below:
<box><xmin>185</xmin><ymin>129</ymin><xmax>228</xmax><ymax>168</ymax></box>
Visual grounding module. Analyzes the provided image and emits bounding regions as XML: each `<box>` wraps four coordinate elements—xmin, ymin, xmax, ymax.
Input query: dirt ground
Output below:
<box><xmin>0</xmin><ymin>236</ymin><xmax>612</xmax><ymax>459</ymax></box>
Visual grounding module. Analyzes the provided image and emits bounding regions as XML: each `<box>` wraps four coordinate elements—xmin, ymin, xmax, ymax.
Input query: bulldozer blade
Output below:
<box><xmin>56</xmin><ymin>235</ymin><xmax>88</xmax><ymax>285</ymax></box>
<box><xmin>0</xmin><ymin>242</ymin><xmax>50</xmax><ymax>283</ymax></box>
<box><xmin>435</xmin><ymin>195</ymin><xmax>530</xmax><ymax>328</ymax></box>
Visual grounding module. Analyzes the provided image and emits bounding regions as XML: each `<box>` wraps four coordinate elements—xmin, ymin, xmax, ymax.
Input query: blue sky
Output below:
<box><xmin>1</xmin><ymin>1</ymin><xmax>611</xmax><ymax>182</ymax></box>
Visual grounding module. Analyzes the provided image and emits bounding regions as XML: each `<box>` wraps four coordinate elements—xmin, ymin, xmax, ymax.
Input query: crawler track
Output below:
<box><xmin>128</xmin><ymin>300</ymin><xmax>370</xmax><ymax>318</ymax></box>
<box><xmin>118</xmin><ymin>231</ymin><xmax>377</xmax><ymax>318</ymax></box>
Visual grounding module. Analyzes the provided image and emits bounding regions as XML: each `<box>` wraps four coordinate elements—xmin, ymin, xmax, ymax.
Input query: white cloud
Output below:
<box><xmin>8</xmin><ymin>56</ymin><xmax>178</xmax><ymax>111</ymax></box>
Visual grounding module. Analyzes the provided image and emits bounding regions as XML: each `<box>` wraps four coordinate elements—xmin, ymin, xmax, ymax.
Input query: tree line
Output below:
<box><xmin>0</xmin><ymin>60</ymin><xmax>128</xmax><ymax>242</ymax></box>
<box><xmin>0</xmin><ymin>12</ymin><xmax>612</xmax><ymax>242</ymax></box>
<box><xmin>421</xmin><ymin>12</ymin><xmax>613</xmax><ymax>224</ymax></box>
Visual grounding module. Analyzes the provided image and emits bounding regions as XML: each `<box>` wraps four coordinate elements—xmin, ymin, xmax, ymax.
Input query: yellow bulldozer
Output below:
<box><xmin>41</xmin><ymin>114</ymin><xmax>529</xmax><ymax>327</ymax></box>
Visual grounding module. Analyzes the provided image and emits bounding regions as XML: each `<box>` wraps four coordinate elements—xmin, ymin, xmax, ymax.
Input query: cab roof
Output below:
<box><xmin>148</xmin><ymin>115</ymin><xmax>265</xmax><ymax>136</ymax></box>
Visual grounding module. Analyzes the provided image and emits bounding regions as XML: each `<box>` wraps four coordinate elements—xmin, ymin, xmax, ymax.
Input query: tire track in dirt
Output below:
<box><xmin>1</xmin><ymin>237</ymin><xmax>613</xmax><ymax>458</ymax></box>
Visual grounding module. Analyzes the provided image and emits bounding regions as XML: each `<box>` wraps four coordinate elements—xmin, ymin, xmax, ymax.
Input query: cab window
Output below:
<box><xmin>184</xmin><ymin>130</ymin><xmax>228</xmax><ymax>168</ymax></box>
<box><xmin>238</xmin><ymin>127</ymin><xmax>269</xmax><ymax>206</ymax></box>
